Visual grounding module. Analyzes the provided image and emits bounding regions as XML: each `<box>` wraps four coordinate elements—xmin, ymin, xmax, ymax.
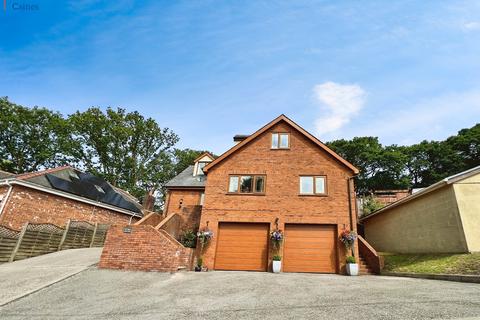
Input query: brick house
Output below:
<box><xmin>101</xmin><ymin>115</ymin><xmax>383</xmax><ymax>274</ymax></box>
<box><xmin>0</xmin><ymin>166</ymin><xmax>143</xmax><ymax>230</ymax></box>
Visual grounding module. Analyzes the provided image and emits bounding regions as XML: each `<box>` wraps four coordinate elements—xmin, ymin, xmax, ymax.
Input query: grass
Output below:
<box><xmin>382</xmin><ymin>253</ymin><xmax>480</xmax><ymax>275</ymax></box>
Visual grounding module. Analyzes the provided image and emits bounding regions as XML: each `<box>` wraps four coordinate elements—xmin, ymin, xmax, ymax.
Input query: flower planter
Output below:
<box><xmin>194</xmin><ymin>266</ymin><xmax>202</xmax><ymax>272</ymax></box>
<box><xmin>272</xmin><ymin>260</ymin><xmax>282</xmax><ymax>273</ymax></box>
<box><xmin>346</xmin><ymin>263</ymin><xmax>359</xmax><ymax>276</ymax></box>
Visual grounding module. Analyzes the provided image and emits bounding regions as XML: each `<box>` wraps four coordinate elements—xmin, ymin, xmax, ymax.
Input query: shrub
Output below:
<box><xmin>197</xmin><ymin>257</ymin><xmax>203</xmax><ymax>267</ymax></box>
<box><xmin>346</xmin><ymin>256</ymin><xmax>356</xmax><ymax>264</ymax></box>
<box><xmin>361</xmin><ymin>195</ymin><xmax>385</xmax><ymax>217</ymax></box>
<box><xmin>273</xmin><ymin>255</ymin><xmax>282</xmax><ymax>261</ymax></box>
<box><xmin>180</xmin><ymin>230</ymin><xmax>197</xmax><ymax>248</ymax></box>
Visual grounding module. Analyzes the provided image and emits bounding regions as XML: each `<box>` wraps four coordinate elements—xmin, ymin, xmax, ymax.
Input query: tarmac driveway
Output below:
<box><xmin>0</xmin><ymin>248</ymin><xmax>102</xmax><ymax>306</ymax></box>
<box><xmin>1</xmin><ymin>269</ymin><xmax>480</xmax><ymax>319</ymax></box>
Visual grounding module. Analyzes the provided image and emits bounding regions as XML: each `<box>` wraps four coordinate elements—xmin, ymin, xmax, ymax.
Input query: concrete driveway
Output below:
<box><xmin>0</xmin><ymin>248</ymin><xmax>102</xmax><ymax>306</ymax></box>
<box><xmin>1</xmin><ymin>269</ymin><xmax>479</xmax><ymax>319</ymax></box>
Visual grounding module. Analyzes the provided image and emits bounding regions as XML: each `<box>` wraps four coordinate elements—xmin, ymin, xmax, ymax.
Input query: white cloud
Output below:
<box><xmin>462</xmin><ymin>21</ymin><xmax>480</xmax><ymax>31</ymax></box>
<box><xmin>313</xmin><ymin>81</ymin><xmax>366</xmax><ymax>137</ymax></box>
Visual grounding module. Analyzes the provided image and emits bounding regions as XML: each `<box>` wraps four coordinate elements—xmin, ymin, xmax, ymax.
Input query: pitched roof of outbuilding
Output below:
<box><xmin>0</xmin><ymin>166</ymin><xmax>143</xmax><ymax>216</ymax></box>
<box><xmin>360</xmin><ymin>165</ymin><xmax>480</xmax><ymax>222</ymax></box>
<box><xmin>165</xmin><ymin>166</ymin><xmax>206</xmax><ymax>189</ymax></box>
<box><xmin>203</xmin><ymin>114</ymin><xmax>359</xmax><ymax>174</ymax></box>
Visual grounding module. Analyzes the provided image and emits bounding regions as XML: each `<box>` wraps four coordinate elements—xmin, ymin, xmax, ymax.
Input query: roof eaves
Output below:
<box><xmin>15</xmin><ymin>166</ymin><xmax>75</xmax><ymax>180</ymax></box>
<box><xmin>193</xmin><ymin>152</ymin><xmax>215</xmax><ymax>163</ymax></box>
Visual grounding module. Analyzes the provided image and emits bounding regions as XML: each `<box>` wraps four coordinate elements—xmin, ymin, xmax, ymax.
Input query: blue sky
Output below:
<box><xmin>1</xmin><ymin>1</ymin><xmax>480</xmax><ymax>154</ymax></box>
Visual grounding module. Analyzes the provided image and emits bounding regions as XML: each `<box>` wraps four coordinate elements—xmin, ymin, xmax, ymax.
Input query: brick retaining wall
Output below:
<box><xmin>99</xmin><ymin>225</ymin><xmax>194</xmax><ymax>272</ymax></box>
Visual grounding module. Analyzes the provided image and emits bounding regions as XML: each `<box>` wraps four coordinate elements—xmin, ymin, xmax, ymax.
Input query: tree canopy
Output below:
<box><xmin>0</xmin><ymin>98</ymin><xmax>211</xmax><ymax>208</ymax></box>
<box><xmin>0</xmin><ymin>97</ymin><xmax>70</xmax><ymax>173</ymax></box>
<box><xmin>326</xmin><ymin>124</ymin><xmax>479</xmax><ymax>194</ymax></box>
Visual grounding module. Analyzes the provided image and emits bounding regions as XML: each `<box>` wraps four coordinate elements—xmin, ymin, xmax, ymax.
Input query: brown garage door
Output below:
<box><xmin>214</xmin><ymin>222</ymin><xmax>269</xmax><ymax>271</ymax></box>
<box><xmin>283</xmin><ymin>224</ymin><xmax>337</xmax><ymax>273</ymax></box>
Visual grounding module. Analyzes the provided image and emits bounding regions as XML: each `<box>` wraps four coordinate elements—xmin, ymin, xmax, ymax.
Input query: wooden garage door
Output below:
<box><xmin>283</xmin><ymin>224</ymin><xmax>337</xmax><ymax>273</ymax></box>
<box><xmin>214</xmin><ymin>223</ymin><xmax>269</xmax><ymax>271</ymax></box>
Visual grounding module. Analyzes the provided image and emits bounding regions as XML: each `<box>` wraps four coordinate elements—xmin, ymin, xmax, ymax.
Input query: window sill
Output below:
<box><xmin>298</xmin><ymin>194</ymin><xmax>328</xmax><ymax>197</ymax></box>
<box><xmin>270</xmin><ymin>148</ymin><xmax>290</xmax><ymax>150</ymax></box>
<box><xmin>226</xmin><ymin>193</ymin><xmax>266</xmax><ymax>196</ymax></box>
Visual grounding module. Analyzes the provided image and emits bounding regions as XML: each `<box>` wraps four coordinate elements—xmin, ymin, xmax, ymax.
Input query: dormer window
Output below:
<box><xmin>193</xmin><ymin>152</ymin><xmax>215</xmax><ymax>176</ymax></box>
<box><xmin>271</xmin><ymin>133</ymin><xmax>289</xmax><ymax>149</ymax></box>
<box><xmin>195</xmin><ymin>162</ymin><xmax>208</xmax><ymax>176</ymax></box>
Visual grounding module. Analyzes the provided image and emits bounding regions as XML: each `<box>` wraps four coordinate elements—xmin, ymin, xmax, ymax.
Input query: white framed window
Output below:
<box><xmin>228</xmin><ymin>176</ymin><xmax>239</xmax><ymax>193</ymax></box>
<box><xmin>299</xmin><ymin>176</ymin><xmax>327</xmax><ymax>195</ymax></box>
<box><xmin>271</xmin><ymin>133</ymin><xmax>290</xmax><ymax>149</ymax></box>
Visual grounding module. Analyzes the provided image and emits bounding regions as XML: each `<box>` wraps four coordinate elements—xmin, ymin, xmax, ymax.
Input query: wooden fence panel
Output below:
<box><xmin>91</xmin><ymin>224</ymin><xmax>110</xmax><ymax>247</ymax></box>
<box><xmin>14</xmin><ymin>223</ymin><xmax>64</xmax><ymax>261</ymax></box>
<box><xmin>0</xmin><ymin>220</ymin><xmax>111</xmax><ymax>263</ymax></box>
<box><xmin>61</xmin><ymin>221</ymin><xmax>95</xmax><ymax>250</ymax></box>
<box><xmin>0</xmin><ymin>226</ymin><xmax>20</xmax><ymax>263</ymax></box>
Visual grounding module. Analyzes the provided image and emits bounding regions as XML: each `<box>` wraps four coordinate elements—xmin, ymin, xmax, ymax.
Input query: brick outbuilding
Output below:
<box><xmin>0</xmin><ymin>167</ymin><xmax>142</xmax><ymax>230</ymax></box>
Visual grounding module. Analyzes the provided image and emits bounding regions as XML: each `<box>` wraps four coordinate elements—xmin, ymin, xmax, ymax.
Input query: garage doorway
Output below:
<box><xmin>214</xmin><ymin>222</ymin><xmax>269</xmax><ymax>271</ymax></box>
<box><xmin>283</xmin><ymin>224</ymin><xmax>337</xmax><ymax>273</ymax></box>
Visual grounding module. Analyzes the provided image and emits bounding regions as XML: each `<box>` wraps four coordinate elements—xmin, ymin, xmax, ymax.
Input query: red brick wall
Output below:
<box><xmin>200</xmin><ymin>120</ymin><xmax>358</xmax><ymax>273</ymax></box>
<box><xmin>165</xmin><ymin>189</ymin><xmax>203</xmax><ymax>234</ymax></box>
<box><xmin>373</xmin><ymin>190</ymin><xmax>410</xmax><ymax>206</ymax></box>
<box><xmin>99</xmin><ymin>224</ymin><xmax>194</xmax><ymax>272</ymax></box>
<box><xmin>0</xmin><ymin>185</ymin><xmax>137</xmax><ymax>230</ymax></box>
<box><xmin>0</xmin><ymin>186</ymin><xmax>9</xmax><ymax>197</ymax></box>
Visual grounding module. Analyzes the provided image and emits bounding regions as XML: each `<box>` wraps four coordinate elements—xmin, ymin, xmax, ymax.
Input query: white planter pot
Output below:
<box><xmin>272</xmin><ymin>260</ymin><xmax>282</xmax><ymax>273</ymax></box>
<box><xmin>346</xmin><ymin>263</ymin><xmax>359</xmax><ymax>276</ymax></box>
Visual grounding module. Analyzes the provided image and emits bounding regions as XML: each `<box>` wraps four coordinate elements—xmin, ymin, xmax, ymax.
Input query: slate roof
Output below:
<box><xmin>165</xmin><ymin>166</ymin><xmax>206</xmax><ymax>189</ymax></box>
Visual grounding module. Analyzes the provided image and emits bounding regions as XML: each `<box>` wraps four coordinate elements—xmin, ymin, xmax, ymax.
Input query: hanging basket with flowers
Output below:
<box><xmin>339</xmin><ymin>229</ymin><xmax>357</xmax><ymax>250</ymax></box>
<box><xmin>197</xmin><ymin>229</ymin><xmax>214</xmax><ymax>247</ymax></box>
<box><xmin>270</xmin><ymin>229</ymin><xmax>284</xmax><ymax>251</ymax></box>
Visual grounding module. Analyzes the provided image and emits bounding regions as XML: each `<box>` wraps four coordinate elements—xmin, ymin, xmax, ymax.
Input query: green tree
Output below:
<box><xmin>67</xmin><ymin>107</ymin><xmax>179</xmax><ymax>201</ymax></box>
<box><xmin>0</xmin><ymin>97</ymin><xmax>70</xmax><ymax>173</ymax></box>
<box><xmin>327</xmin><ymin>137</ymin><xmax>400</xmax><ymax>193</ymax></box>
<box><xmin>403</xmin><ymin>140</ymin><xmax>463</xmax><ymax>187</ymax></box>
<box><xmin>446</xmin><ymin>124</ymin><xmax>480</xmax><ymax>170</ymax></box>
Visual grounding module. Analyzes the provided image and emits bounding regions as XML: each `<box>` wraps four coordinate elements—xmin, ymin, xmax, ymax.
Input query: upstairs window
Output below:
<box><xmin>271</xmin><ymin>133</ymin><xmax>289</xmax><ymax>149</ymax></box>
<box><xmin>228</xmin><ymin>175</ymin><xmax>266</xmax><ymax>194</ymax></box>
<box><xmin>300</xmin><ymin>176</ymin><xmax>326</xmax><ymax>195</ymax></box>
